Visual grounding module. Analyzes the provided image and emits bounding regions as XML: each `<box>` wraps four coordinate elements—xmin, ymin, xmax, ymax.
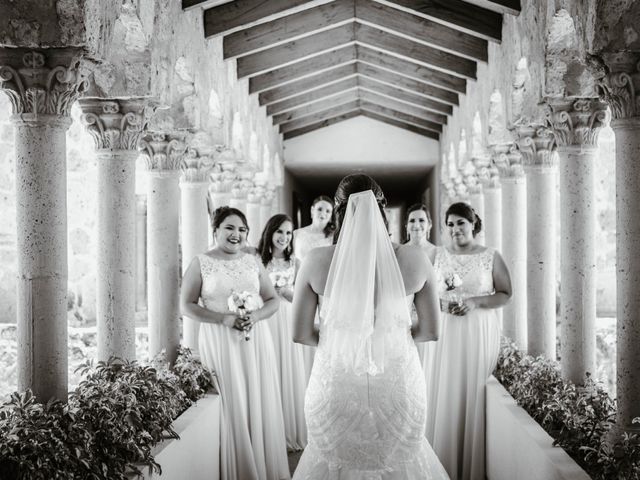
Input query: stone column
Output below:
<box><xmin>140</xmin><ymin>132</ymin><xmax>185</xmax><ymax>365</ymax></box>
<box><xmin>246</xmin><ymin>182</ymin><xmax>264</xmax><ymax>247</ymax></box>
<box><xmin>180</xmin><ymin>145</ymin><xmax>213</xmax><ymax>352</ymax></box>
<box><xmin>78</xmin><ymin>97</ymin><xmax>153</xmax><ymax>362</ymax></box>
<box><xmin>477</xmin><ymin>158</ymin><xmax>502</xmax><ymax>251</ymax></box>
<box><xmin>260</xmin><ymin>192</ymin><xmax>274</xmax><ymax>232</ymax></box>
<box><xmin>517</xmin><ymin>124</ymin><xmax>558</xmax><ymax>359</ymax></box>
<box><xmin>0</xmin><ymin>48</ymin><xmax>86</xmax><ymax>400</ymax></box>
<box><xmin>547</xmin><ymin>98</ymin><xmax>609</xmax><ymax>384</ymax></box>
<box><xmin>135</xmin><ymin>195</ymin><xmax>147</xmax><ymax>312</ymax></box>
<box><xmin>599</xmin><ymin>53</ymin><xmax>640</xmax><ymax>434</ymax></box>
<box><xmin>495</xmin><ymin>144</ymin><xmax>527</xmax><ymax>350</ymax></box>
<box><xmin>229</xmin><ymin>175</ymin><xmax>251</xmax><ymax>214</ymax></box>
<box><xmin>464</xmin><ymin>171</ymin><xmax>485</xmax><ymax>245</ymax></box>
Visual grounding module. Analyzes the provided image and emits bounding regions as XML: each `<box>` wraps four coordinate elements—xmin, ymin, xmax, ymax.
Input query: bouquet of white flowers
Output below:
<box><xmin>268</xmin><ymin>270</ymin><xmax>293</xmax><ymax>289</ymax></box>
<box><xmin>227</xmin><ymin>290</ymin><xmax>264</xmax><ymax>341</ymax></box>
<box><xmin>440</xmin><ymin>272</ymin><xmax>463</xmax><ymax>314</ymax></box>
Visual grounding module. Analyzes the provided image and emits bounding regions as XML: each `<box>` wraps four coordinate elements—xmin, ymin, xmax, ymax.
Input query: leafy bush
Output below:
<box><xmin>0</xmin><ymin>347</ymin><xmax>214</xmax><ymax>480</ymax></box>
<box><xmin>495</xmin><ymin>339</ymin><xmax>640</xmax><ymax>480</ymax></box>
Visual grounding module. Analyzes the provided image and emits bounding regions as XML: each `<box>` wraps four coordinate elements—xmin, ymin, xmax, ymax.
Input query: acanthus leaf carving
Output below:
<box><xmin>547</xmin><ymin>98</ymin><xmax>610</xmax><ymax>147</ymax></box>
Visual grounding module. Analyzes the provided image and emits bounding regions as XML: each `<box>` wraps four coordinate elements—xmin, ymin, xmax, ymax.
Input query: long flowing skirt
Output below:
<box><xmin>199</xmin><ymin>321</ymin><xmax>291</xmax><ymax>480</ymax></box>
<box><xmin>266</xmin><ymin>300</ymin><xmax>308</xmax><ymax>450</ymax></box>
<box><xmin>425</xmin><ymin>309</ymin><xmax>501</xmax><ymax>480</ymax></box>
<box><xmin>293</xmin><ymin>340</ymin><xmax>450</xmax><ymax>479</ymax></box>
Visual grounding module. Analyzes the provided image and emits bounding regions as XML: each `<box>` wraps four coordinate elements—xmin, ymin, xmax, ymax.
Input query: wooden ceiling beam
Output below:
<box><xmin>379</xmin><ymin>0</ymin><xmax>502</xmax><ymax>42</ymax></box>
<box><xmin>279</xmin><ymin>100</ymin><xmax>362</xmax><ymax>133</ymax></box>
<box><xmin>358</xmin><ymin>76</ymin><xmax>453</xmax><ymax>115</ymax></box>
<box><xmin>355</xmin><ymin>0</ymin><xmax>487</xmax><ymax>62</ymax></box>
<box><xmin>355</xmin><ymin>23</ymin><xmax>476</xmax><ymax>79</ymax></box>
<box><xmin>455</xmin><ymin>0</ymin><xmax>520</xmax><ymax>16</ymax></box>
<box><xmin>267</xmin><ymin>76</ymin><xmax>359</xmax><ymax>115</ymax></box>
<box><xmin>356</xmin><ymin>63</ymin><xmax>458</xmax><ymax>105</ymax></box>
<box><xmin>359</xmin><ymin>100</ymin><xmax>442</xmax><ymax>132</ymax></box>
<box><xmin>259</xmin><ymin>63</ymin><xmax>358</xmax><ymax>105</ymax></box>
<box><xmin>283</xmin><ymin>110</ymin><xmax>363</xmax><ymax>140</ymax></box>
<box><xmin>360</xmin><ymin>109</ymin><xmax>439</xmax><ymax>139</ymax></box>
<box><xmin>272</xmin><ymin>90</ymin><xmax>359</xmax><ymax>124</ymax></box>
<box><xmin>357</xmin><ymin>45</ymin><xmax>466</xmax><ymax>93</ymax></box>
<box><xmin>358</xmin><ymin>89</ymin><xmax>447</xmax><ymax>124</ymax></box>
<box><xmin>236</xmin><ymin>23</ymin><xmax>355</xmax><ymax>78</ymax></box>
<box><xmin>203</xmin><ymin>0</ymin><xmax>324</xmax><ymax>37</ymax></box>
<box><xmin>223</xmin><ymin>0</ymin><xmax>354</xmax><ymax>58</ymax></box>
<box><xmin>249</xmin><ymin>45</ymin><xmax>357</xmax><ymax>94</ymax></box>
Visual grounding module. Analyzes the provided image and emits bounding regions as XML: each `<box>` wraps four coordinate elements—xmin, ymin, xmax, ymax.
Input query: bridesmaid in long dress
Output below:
<box><xmin>180</xmin><ymin>206</ymin><xmax>291</xmax><ymax>480</ymax></box>
<box><xmin>404</xmin><ymin>204</ymin><xmax>439</xmax><ymax>387</ymax></box>
<box><xmin>258</xmin><ymin>214</ymin><xmax>307</xmax><ymax>451</ymax></box>
<box><xmin>292</xmin><ymin>196</ymin><xmax>334</xmax><ymax>382</ymax></box>
<box><xmin>426</xmin><ymin>202</ymin><xmax>512</xmax><ymax>480</ymax></box>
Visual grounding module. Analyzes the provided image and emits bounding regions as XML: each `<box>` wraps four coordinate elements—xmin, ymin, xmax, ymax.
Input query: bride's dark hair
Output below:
<box><xmin>333</xmin><ymin>174</ymin><xmax>388</xmax><ymax>243</ymax></box>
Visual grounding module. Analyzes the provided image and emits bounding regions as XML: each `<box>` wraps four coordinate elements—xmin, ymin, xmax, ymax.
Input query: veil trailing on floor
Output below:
<box><xmin>319</xmin><ymin>190</ymin><xmax>412</xmax><ymax>376</ymax></box>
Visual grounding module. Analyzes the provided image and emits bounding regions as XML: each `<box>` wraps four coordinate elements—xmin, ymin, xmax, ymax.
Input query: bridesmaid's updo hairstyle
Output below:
<box><xmin>257</xmin><ymin>214</ymin><xmax>294</xmax><ymax>266</ymax></box>
<box><xmin>445</xmin><ymin>202</ymin><xmax>482</xmax><ymax>237</ymax></box>
<box><xmin>312</xmin><ymin>195</ymin><xmax>336</xmax><ymax>239</ymax></box>
<box><xmin>333</xmin><ymin>174</ymin><xmax>387</xmax><ymax>243</ymax></box>
<box><xmin>211</xmin><ymin>206</ymin><xmax>249</xmax><ymax>232</ymax></box>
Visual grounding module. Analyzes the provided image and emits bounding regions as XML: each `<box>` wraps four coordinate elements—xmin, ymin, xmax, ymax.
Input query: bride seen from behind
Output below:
<box><xmin>291</xmin><ymin>174</ymin><xmax>450</xmax><ymax>479</ymax></box>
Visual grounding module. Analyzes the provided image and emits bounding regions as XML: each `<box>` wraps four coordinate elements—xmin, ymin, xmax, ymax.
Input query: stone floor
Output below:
<box><xmin>288</xmin><ymin>450</ymin><xmax>303</xmax><ymax>476</ymax></box>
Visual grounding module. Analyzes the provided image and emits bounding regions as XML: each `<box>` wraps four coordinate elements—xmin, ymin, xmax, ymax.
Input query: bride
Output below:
<box><xmin>291</xmin><ymin>174</ymin><xmax>449</xmax><ymax>479</ymax></box>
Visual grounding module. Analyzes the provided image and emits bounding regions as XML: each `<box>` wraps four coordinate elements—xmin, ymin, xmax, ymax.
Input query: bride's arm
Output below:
<box><xmin>291</xmin><ymin>255</ymin><xmax>319</xmax><ymax>346</ymax></box>
<box><xmin>180</xmin><ymin>257</ymin><xmax>236</xmax><ymax>327</ymax></box>
<box><xmin>413</xmin><ymin>255</ymin><xmax>441</xmax><ymax>342</ymax></box>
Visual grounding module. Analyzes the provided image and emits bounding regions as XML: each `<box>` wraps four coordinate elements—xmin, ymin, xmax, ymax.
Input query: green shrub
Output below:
<box><xmin>495</xmin><ymin>339</ymin><xmax>640</xmax><ymax>480</ymax></box>
<box><xmin>0</xmin><ymin>347</ymin><xmax>214</xmax><ymax>480</ymax></box>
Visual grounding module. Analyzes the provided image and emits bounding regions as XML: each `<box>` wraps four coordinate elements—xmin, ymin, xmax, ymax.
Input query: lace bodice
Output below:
<box><xmin>198</xmin><ymin>253</ymin><xmax>260</xmax><ymax>312</ymax></box>
<box><xmin>294</xmin><ymin>228</ymin><xmax>332</xmax><ymax>261</ymax></box>
<box><xmin>266</xmin><ymin>257</ymin><xmax>295</xmax><ymax>288</ymax></box>
<box><xmin>434</xmin><ymin>247</ymin><xmax>495</xmax><ymax>300</ymax></box>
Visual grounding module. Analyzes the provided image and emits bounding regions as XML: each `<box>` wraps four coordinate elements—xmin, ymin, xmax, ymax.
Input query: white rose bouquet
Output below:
<box><xmin>227</xmin><ymin>290</ymin><xmax>264</xmax><ymax>341</ymax></box>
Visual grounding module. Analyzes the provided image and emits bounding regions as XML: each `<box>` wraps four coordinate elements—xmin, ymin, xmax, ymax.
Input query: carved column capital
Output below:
<box><xmin>515</xmin><ymin>124</ymin><xmax>557</xmax><ymax>170</ymax></box>
<box><xmin>78</xmin><ymin>97</ymin><xmax>156</xmax><ymax>152</ymax></box>
<box><xmin>140</xmin><ymin>131</ymin><xmax>186</xmax><ymax>174</ymax></box>
<box><xmin>0</xmin><ymin>48</ymin><xmax>88</xmax><ymax>123</ymax></box>
<box><xmin>492</xmin><ymin>143</ymin><xmax>525</xmax><ymax>179</ymax></box>
<box><xmin>546</xmin><ymin>98</ymin><xmax>610</xmax><ymax>148</ymax></box>
<box><xmin>181</xmin><ymin>146</ymin><xmax>215</xmax><ymax>184</ymax></box>
<box><xmin>597</xmin><ymin>52</ymin><xmax>640</xmax><ymax>121</ymax></box>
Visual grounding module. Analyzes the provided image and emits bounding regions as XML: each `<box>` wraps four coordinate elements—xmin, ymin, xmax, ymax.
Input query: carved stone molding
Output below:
<box><xmin>78</xmin><ymin>98</ymin><xmax>155</xmax><ymax>151</ymax></box>
<box><xmin>181</xmin><ymin>146</ymin><xmax>216</xmax><ymax>184</ymax></box>
<box><xmin>597</xmin><ymin>53</ymin><xmax>640</xmax><ymax>121</ymax></box>
<box><xmin>0</xmin><ymin>48</ymin><xmax>87</xmax><ymax>120</ymax></box>
<box><xmin>515</xmin><ymin>124</ymin><xmax>557</xmax><ymax>169</ymax></box>
<box><xmin>492</xmin><ymin>143</ymin><xmax>525</xmax><ymax>179</ymax></box>
<box><xmin>140</xmin><ymin>132</ymin><xmax>186</xmax><ymax>173</ymax></box>
<box><xmin>547</xmin><ymin>98</ymin><xmax>610</xmax><ymax>148</ymax></box>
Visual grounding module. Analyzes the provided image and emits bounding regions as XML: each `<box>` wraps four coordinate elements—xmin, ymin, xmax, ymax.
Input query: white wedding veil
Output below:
<box><xmin>320</xmin><ymin>190</ymin><xmax>412</xmax><ymax>376</ymax></box>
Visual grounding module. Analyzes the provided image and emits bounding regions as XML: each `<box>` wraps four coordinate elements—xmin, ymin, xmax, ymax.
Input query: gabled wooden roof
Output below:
<box><xmin>184</xmin><ymin>0</ymin><xmax>520</xmax><ymax>140</ymax></box>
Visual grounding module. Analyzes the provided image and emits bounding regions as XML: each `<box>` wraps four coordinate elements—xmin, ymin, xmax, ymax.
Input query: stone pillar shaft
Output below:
<box><xmin>548</xmin><ymin>98</ymin><xmax>609</xmax><ymax>384</ymax></box>
<box><xmin>1</xmin><ymin>48</ymin><xmax>87</xmax><ymax>400</ymax></box>
<box><xmin>500</xmin><ymin>176</ymin><xmax>527</xmax><ymax>349</ymax></box>
<box><xmin>136</xmin><ymin>195</ymin><xmax>147</xmax><ymax>312</ymax></box>
<box><xmin>598</xmin><ymin>54</ymin><xmax>640</xmax><ymax>433</ymax></box>
<box><xmin>483</xmin><ymin>186</ymin><xmax>502</xmax><ymax>251</ymax></box>
<box><xmin>518</xmin><ymin>125</ymin><xmax>558</xmax><ymax>359</ymax></box>
<box><xmin>78</xmin><ymin>97</ymin><xmax>153</xmax><ymax>362</ymax></box>
<box><xmin>141</xmin><ymin>132</ymin><xmax>185</xmax><ymax>364</ymax></box>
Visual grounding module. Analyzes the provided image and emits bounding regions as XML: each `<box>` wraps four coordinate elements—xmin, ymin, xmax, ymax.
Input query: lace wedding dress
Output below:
<box><xmin>426</xmin><ymin>247</ymin><xmax>501</xmax><ymax>480</ymax></box>
<box><xmin>197</xmin><ymin>253</ymin><xmax>291</xmax><ymax>480</ymax></box>
<box><xmin>292</xmin><ymin>191</ymin><xmax>449</xmax><ymax>480</ymax></box>
<box><xmin>265</xmin><ymin>257</ymin><xmax>308</xmax><ymax>451</ymax></box>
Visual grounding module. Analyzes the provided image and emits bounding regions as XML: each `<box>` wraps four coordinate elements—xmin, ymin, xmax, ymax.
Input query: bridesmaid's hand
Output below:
<box><xmin>238</xmin><ymin>313</ymin><xmax>255</xmax><ymax>331</ymax></box>
<box><xmin>451</xmin><ymin>298</ymin><xmax>477</xmax><ymax>316</ymax></box>
<box><xmin>221</xmin><ymin>314</ymin><xmax>246</xmax><ymax>331</ymax></box>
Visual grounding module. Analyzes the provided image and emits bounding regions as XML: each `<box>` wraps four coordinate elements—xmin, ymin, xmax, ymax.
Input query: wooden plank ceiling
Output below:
<box><xmin>184</xmin><ymin>0</ymin><xmax>520</xmax><ymax>140</ymax></box>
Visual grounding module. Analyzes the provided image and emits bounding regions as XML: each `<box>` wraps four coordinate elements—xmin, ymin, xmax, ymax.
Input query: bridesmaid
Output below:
<box><xmin>292</xmin><ymin>195</ymin><xmax>334</xmax><ymax>381</ymax></box>
<box><xmin>405</xmin><ymin>203</ymin><xmax>437</xmax><ymax>263</ymax></box>
<box><xmin>258</xmin><ymin>214</ymin><xmax>307</xmax><ymax>451</ymax></box>
<box><xmin>426</xmin><ymin>202</ymin><xmax>511</xmax><ymax>480</ymax></box>
<box><xmin>180</xmin><ymin>206</ymin><xmax>291</xmax><ymax>480</ymax></box>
